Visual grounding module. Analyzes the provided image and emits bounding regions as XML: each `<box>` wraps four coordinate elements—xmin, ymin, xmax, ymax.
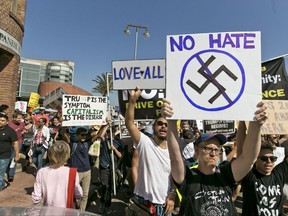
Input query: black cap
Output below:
<box><xmin>76</xmin><ymin>127</ymin><xmax>88</xmax><ymax>135</ymax></box>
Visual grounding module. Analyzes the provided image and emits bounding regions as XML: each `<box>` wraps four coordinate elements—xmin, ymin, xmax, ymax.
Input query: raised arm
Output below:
<box><xmin>162</xmin><ymin>98</ymin><xmax>185</xmax><ymax>184</ymax></box>
<box><xmin>232</xmin><ymin>101</ymin><xmax>267</xmax><ymax>182</ymax></box>
<box><xmin>125</xmin><ymin>87</ymin><xmax>142</xmax><ymax>145</ymax></box>
<box><xmin>236</xmin><ymin>121</ymin><xmax>247</xmax><ymax>157</ymax></box>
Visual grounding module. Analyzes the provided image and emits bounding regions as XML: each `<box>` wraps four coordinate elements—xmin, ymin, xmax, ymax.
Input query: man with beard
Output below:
<box><xmin>162</xmin><ymin>98</ymin><xmax>267</xmax><ymax>216</ymax></box>
<box><xmin>125</xmin><ymin>87</ymin><xmax>175</xmax><ymax>216</ymax></box>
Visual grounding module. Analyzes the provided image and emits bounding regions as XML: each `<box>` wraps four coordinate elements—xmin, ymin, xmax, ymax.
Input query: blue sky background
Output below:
<box><xmin>21</xmin><ymin>0</ymin><xmax>288</xmax><ymax>105</ymax></box>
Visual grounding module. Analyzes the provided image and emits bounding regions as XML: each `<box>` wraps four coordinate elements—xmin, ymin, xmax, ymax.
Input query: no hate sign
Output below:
<box><xmin>112</xmin><ymin>59</ymin><xmax>165</xmax><ymax>90</ymax></box>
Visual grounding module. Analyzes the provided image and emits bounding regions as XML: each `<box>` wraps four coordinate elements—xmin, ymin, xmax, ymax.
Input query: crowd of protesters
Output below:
<box><xmin>1</xmin><ymin>101</ymin><xmax>288</xmax><ymax>216</ymax></box>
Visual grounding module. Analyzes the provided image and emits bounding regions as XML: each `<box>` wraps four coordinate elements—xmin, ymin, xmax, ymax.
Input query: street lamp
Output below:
<box><xmin>124</xmin><ymin>24</ymin><xmax>150</xmax><ymax>60</ymax></box>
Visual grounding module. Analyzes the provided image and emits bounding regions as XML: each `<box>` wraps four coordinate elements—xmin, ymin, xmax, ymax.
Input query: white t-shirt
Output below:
<box><xmin>134</xmin><ymin>133</ymin><xmax>171</xmax><ymax>204</ymax></box>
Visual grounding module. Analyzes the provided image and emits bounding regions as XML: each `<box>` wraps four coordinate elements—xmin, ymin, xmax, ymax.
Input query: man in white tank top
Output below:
<box><xmin>125</xmin><ymin>87</ymin><xmax>175</xmax><ymax>216</ymax></box>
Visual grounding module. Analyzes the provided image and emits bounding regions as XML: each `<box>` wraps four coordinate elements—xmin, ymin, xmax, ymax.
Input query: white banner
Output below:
<box><xmin>166</xmin><ymin>31</ymin><xmax>261</xmax><ymax>120</ymax></box>
<box><xmin>112</xmin><ymin>59</ymin><xmax>166</xmax><ymax>90</ymax></box>
<box><xmin>62</xmin><ymin>95</ymin><xmax>107</xmax><ymax>126</ymax></box>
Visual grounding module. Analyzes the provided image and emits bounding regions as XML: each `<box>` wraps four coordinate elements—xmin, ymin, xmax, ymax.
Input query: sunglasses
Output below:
<box><xmin>156</xmin><ymin>121</ymin><xmax>168</xmax><ymax>127</ymax></box>
<box><xmin>79</xmin><ymin>134</ymin><xmax>87</xmax><ymax>137</ymax></box>
<box><xmin>258</xmin><ymin>156</ymin><xmax>278</xmax><ymax>162</ymax></box>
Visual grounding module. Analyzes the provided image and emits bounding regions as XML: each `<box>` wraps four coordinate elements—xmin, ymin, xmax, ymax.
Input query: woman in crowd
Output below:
<box><xmin>32</xmin><ymin>140</ymin><xmax>83</xmax><ymax>208</ymax></box>
<box><xmin>22</xmin><ymin>114</ymin><xmax>35</xmax><ymax>165</ymax></box>
<box><xmin>31</xmin><ymin>117</ymin><xmax>50</xmax><ymax>174</ymax></box>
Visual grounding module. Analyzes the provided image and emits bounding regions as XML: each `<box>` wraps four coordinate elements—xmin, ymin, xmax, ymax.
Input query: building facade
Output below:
<box><xmin>0</xmin><ymin>0</ymin><xmax>27</xmax><ymax>115</ymax></box>
<box><xmin>19</xmin><ymin>58</ymin><xmax>75</xmax><ymax>98</ymax></box>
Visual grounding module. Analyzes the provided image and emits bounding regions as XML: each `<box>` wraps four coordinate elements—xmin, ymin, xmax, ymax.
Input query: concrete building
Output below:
<box><xmin>19</xmin><ymin>58</ymin><xmax>75</xmax><ymax>98</ymax></box>
<box><xmin>0</xmin><ymin>0</ymin><xmax>27</xmax><ymax>115</ymax></box>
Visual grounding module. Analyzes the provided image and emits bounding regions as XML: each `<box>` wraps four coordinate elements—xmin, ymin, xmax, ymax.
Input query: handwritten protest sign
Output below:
<box><xmin>166</xmin><ymin>31</ymin><xmax>261</xmax><ymax>120</ymax></box>
<box><xmin>15</xmin><ymin>101</ymin><xmax>27</xmax><ymax>114</ymax></box>
<box><xmin>112</xmin><ymin>59</ymin><xmax>166</xmax><ymax>90</ymax></box>
<box><xmin>62</xmin><ymin>95</ymin><xmax>107</xmax><ymax>126</ymax></box>
<box><xmin>261</xmin><ymin>100</ymin><xmax>288</xmax><ymax>134</ymax></box>
<box><xmin>28</xmin><ymin>92</ymin><xmax>40</xmax><ymax>108</ymax></box>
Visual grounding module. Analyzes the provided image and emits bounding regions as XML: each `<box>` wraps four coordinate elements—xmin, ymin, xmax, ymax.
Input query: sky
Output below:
<box><xmin>21</xmin><ymin>0</ymin><xmax>288</xmax><ymax>106</ymax></box>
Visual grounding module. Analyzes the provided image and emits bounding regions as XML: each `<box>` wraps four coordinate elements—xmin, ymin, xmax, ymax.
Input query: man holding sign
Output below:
<box><xmin>162</xmin><ymin>98</ymin><xmax>267</xmax><ymax>215</ymax></box>
<box><xmin>125</xmin><ymin>87</ymin><xmax>175</xmax><ymax>216</ymax></box>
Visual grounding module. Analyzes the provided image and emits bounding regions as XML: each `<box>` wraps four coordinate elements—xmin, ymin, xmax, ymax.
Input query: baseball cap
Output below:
<box><xmin>194</xmin><ymin>132</ymin><xmax>227</xmax><ymax>146</ymax></box>
<box><xmin>76</xmin><ymin>127</ymin><xmax>88</xmax><ymax>135</ymax></box>
<box><xmin>183</xmin><ymin>129</ymin><xmax>194</xmax><ymax>144</ymax></box>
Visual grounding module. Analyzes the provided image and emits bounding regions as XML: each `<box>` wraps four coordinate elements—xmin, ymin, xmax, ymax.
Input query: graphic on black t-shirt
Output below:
<box><xmin>255</xmin><ymin>181</ymin><xmax>281</xmax><ymax>215</ymax></box>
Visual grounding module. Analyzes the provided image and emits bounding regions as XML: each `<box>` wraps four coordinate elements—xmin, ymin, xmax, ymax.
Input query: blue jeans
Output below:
<box><xmin>32</xmin><ymin>145</ymin><xmax>47</xmax><ymax>170</ymax></box>
<box><xmin>8</xmin><ymin>143</ymin><xmax>22</xmax><ymax>178</ymax></box>
<box><xmin>0</xmin><ymin>158</ymin><xmax>10</xmax><ymax>189</ymax></box>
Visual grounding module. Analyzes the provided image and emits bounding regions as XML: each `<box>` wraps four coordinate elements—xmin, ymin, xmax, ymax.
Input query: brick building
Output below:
<box><xmin>0</xmin><ymin>0</ymin><xmax>27</xmax><ymax>116</ymax></box>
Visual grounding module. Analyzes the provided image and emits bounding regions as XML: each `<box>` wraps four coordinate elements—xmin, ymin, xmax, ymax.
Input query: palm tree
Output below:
<box><xmin>92</xmin><ymin>72</ymin><xmax>113</xmax><ymax>96</ymax></box>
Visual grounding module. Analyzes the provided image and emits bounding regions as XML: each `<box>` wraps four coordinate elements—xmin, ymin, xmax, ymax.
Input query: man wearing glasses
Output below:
<box><xmin>237</xmin><ymin>122</ymin><xmax>288</xmax><ymax>215</ymax></box>
<box><xmin>125</xmin><ymin>87</ymin><xmax>175</xmax><ymax>216</ymax></box>
<box><xmin>162</xmin><ymin>98</ymin><xmax>267</xmax><ymax>215</ymax></box>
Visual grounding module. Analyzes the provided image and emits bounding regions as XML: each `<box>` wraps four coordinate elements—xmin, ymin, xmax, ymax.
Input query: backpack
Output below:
<box><xmin>68</xmin><ymin>142</ymin><xmax>89</xmax><ymax>167</ymax></box>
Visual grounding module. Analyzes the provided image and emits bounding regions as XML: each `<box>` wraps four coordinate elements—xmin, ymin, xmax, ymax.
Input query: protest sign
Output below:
<box><xmin>28</xmin><ymin>92</ymin><xmax>40</xmax><ymax>108</ymax></box>
<box><xmin>118</xmin><ymin>89</ymin><xmax>165</xmax><ymax>119</ymax></box>
<box><xmin>261</xmin><ymin>100</ymin><xmax>288</xmax><ymax>134</ymax></box>
<box><xmin>112</xmin><ymin>59</ymin><xmax>165</xmax><ymax>90</ymax></box>
<box><xmin>62</xmin><ymin>95</ymin><xmax>107</xmax><ymax>126</ymax></box>
<box><xmin>15</xmin><ymin>101</ymin><xmax>27</xmax><ymax>114</ymax></box>
<box><xmin>262</xmin><ymin>57</ymin><xmax>288</xmax><ymax>100</ymax></box>
<box><xmin>166</xmin><ymin>31</ymin><xmax>261</xmax><ymax>120</ymax></box>
<box><xmin>203</xmin><ymin>120</ymin><xmax>235</xmax><ymax>134</ymax></box>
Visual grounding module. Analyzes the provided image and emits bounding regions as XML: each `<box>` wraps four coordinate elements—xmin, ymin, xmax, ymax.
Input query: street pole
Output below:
<box><xmin>106</xmin><ymin>72</ymin><xmax>116</xmax><ymax>195</ymax></box>
<box><xmin>124</xmin><ymin>24</ymin><xmax>150</xmax><ymax>60</ymax></box>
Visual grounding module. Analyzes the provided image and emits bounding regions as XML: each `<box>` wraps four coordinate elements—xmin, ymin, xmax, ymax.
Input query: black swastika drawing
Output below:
<box><xmin>186</xmin><ymin>55</ymin><xmax>238</xmax><ymax>104</ymax></box>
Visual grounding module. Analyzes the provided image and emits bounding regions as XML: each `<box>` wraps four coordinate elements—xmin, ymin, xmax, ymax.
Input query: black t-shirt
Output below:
<box><xmin>179</xmin><ymin>162</ymin><xmax>238</xmax><ymax>215</ymax></box>
<box><xmin>242</xmin><ymin>160</ymin><xmax>288</xmax><ymax>216</ymax></box>
<box><xmin>0</xmin><ymin>125</ymin><xmax>18</xmax><ymax>159</ymax></box>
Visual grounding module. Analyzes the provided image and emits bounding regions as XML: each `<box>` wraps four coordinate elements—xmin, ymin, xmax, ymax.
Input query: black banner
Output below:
<box><xmin>203</xmin><ymin>120</ymin><xmax>235</xmax><ymax>134</ymax></box>
<box><xmin>118</xmin><ymin>89</ymin><xmax>165</xmax><ymax>120</ymax></box>
<box><xmin>262</xmin><ymin>57</ymin><xmax>288</xmax><ymax>100</ymax></box>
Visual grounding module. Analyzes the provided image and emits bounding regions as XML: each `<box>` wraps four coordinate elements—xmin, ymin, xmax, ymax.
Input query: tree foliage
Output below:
<box><xmin>92</xmin><ymin>73</ymin><xmax>113</xmax><ymax>96</ymax></box>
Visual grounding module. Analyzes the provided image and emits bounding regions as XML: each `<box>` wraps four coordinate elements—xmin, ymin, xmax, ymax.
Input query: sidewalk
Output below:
<box><xmin>0</xmin><ymin>160</ymin><xmax>130</xmax><ymax>215</ymax></box>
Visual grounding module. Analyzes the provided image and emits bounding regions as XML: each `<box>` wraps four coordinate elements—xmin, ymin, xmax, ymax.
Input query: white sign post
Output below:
<box><xmin>62</xmin><ymin>95</ymin><xmax>107</xmax><ymax>126</ymax></box>
<box><xmin>112</xmin><ymin>59</ymin><xmax>166</xmax><ymax>90</ymax></box>
<box><xmin>166</xmin><ymin>31</ymin><xmax>261</xmax><ymax>120</ymax></box>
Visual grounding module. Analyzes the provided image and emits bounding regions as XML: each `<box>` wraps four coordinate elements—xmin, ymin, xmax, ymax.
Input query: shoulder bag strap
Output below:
<box><xmin>67</xmin><ymin>167</ymin><xmax>77</xmax><ymax>208</ymax></box>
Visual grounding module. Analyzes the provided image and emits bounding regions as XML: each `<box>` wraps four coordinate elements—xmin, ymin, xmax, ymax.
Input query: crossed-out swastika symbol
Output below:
<box><xmin>180</xmin><ymin>49</ymin><xmax>245</xmax><ymax>111</ymax></box>
<box><xmin>186</xmin><ymin>55</ymin><xmax>238</xmax><ymax>104</ymax></box>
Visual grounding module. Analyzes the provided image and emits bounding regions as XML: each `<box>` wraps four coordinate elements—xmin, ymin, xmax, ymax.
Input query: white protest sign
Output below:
<box><xmin>112</xmin><ymin>59</ymin><xmax>165</xmax><ymax>90</ymax></box>
<box><xmin>274</xmin><ymin>147</ymin><xmax>285</xmax><ymax>166</ymax></box>
<box><xmin>166</xmin><ymin>31</ymin><xmax>261</xmax><ymax>120</ymax></box>
<box><xmin>62</xmin><ymin>95</ymin><xmax>107</xmax><ymax>126</ymax></box>
<box><xmin>15</xmin><ymin>101</ymin><xmax>27</xmax><ymax>113</ymax></box>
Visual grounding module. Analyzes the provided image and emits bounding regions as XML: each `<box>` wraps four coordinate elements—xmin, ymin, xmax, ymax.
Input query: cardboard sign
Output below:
<box><xmin>112</xmin><ymin>59</ymin><xmax>165</xmax><ymax>90</ymax></box>
<box><xmin>166</xmin><ymin>31</ymin><xmax>261</xmax><ymax>120</ymax></box>
<box><xmin>15</xmin><ymin>101</ymin><xmax>27</xmax><ymax>114</ymax></box>
<box><xmin>261</xmin><ymin>100</ymin><xmax>288</xmax><ymax>134</ymax></box>
<box><xmin>62</xmin><ymin>95</ymin><xmax>107</xmax><ymax>126</ymax></box>
<box><xmin>28</xmin><ymin>92</ymin><xmax>40</xmax><ymax>108</ymax></box>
